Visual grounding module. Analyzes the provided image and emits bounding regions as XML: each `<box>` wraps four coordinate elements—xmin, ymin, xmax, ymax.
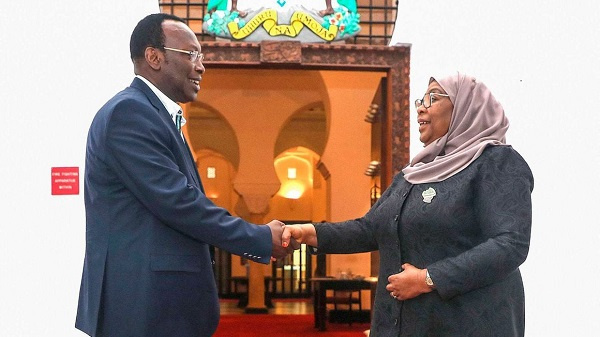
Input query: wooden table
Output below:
<box><xmin>310</xmin><ymin>277</ymin><xmax>377</xmax><ymax>331</ymax></box>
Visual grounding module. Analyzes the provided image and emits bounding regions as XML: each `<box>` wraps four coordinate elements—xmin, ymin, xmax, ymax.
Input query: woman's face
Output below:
<box><xmin>417</xmin><ymin>80</ymin><xmax>454</xmax><ymax>146</ymax></box>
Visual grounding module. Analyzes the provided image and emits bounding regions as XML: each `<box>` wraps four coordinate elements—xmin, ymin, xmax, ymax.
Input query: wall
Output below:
<box><xmin>4</xmin><ymin>1</ymin><xmax>592</xmax><ymax>335</ymax></box>
<box><xmin>0</xmin><ymin>1</ymin><xmax>159</xmax><ymax>336</ymax></box>
<box><xmin>319</xmin><ymin>71</ymin><xmax>384</xmax><ymax>282</ymax></box>
<box><xmin>390</xmin><ymin>1</ymin><xmax>600</xmax><ymax>335</ymax></box>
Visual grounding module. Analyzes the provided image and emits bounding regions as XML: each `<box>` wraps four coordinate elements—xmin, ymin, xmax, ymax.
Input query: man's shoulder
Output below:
<box><xmin>104</xmin><ymin>82</ymin><xmax>152</xmax><ymax>108</ymax></box>
<box><xmin>105</xmin><ymin>78</ymin><xmax>150</xmax><ymax>101</ymax></box>
<box><xmin>91</xmin><ymin>87</ymin><xmax>154</xmax><ymax>128</ymax></box>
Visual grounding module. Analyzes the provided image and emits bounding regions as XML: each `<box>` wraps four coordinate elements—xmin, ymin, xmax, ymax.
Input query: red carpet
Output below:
<box><xmin>213</xmin><ymin>314</ymin><xmax>370</xmax><ymax>337</ymax></box>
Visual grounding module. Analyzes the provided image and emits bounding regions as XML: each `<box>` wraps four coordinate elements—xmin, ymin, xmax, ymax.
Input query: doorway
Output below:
<box><xmin>184</xmin><ymin>41</ymin><xmax>410</xmax><ymax>303</ymax></box>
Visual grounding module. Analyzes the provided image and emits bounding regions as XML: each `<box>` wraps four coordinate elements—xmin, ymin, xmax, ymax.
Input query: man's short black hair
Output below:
<box><xmin>130</xmin><ymin>13</ymin><xmax>186</xmax><ymax>61</ymax></box>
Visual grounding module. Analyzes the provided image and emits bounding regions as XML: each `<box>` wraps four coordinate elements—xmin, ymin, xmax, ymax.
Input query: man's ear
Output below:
<box><xmin>145</xmin><ymin>47</ymin><xmax>162</xmax><ymax>70</ymax></box>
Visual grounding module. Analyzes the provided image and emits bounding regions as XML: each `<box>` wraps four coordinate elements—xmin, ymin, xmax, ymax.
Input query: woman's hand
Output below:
<box><xmin>386</xmin><ymin>263</ymin><xmax>433</xmax><ymax>300</ymax></box>
<box><xmin>282</xmin><ymin>224</ymin><xmax>318</xmax><ymax>248</ymax></box>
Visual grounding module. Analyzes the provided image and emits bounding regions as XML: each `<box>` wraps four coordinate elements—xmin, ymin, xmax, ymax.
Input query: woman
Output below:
<box><xmin>283</xmin><ymin>72</ymin><xmax>533</xmax><ymax>336</ymax></box>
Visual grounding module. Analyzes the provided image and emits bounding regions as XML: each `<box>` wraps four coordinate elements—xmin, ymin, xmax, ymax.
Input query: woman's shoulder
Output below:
<box><xmin>481</xmin><ymin>145</ymin><xmax>528</xmax><ymax>165</ymax></box>
<box><xmin>391</xmin><ymin>169</ymin><xmax>410</xmax><ymax>186</ymax></box>
<box><xmin>478</xmin><ymin>145</ymin><xmax>534</xmax><ymax>184</ymax></box>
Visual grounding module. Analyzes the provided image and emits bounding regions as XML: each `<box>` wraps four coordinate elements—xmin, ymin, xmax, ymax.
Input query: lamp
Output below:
<box><xmin>370</xmin><ymin>184</ymin><xmax>381</xmax><ymax>206</ymax></box>
<box><xmin>365</xmin><ymin>161</ymin><xmax>381</xmax><ymax>205</ymax></box>
<box><xmin>364</xmin><ymin>160</ymin><xmax>381</xmax><ymax>176</ymax></box>
<box><xmin>364</xmin><ymin>103</ymin><xmax>380</xmax><ymax>123</ymax></box>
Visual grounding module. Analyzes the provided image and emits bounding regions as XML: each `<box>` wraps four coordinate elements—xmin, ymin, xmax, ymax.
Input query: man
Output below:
<box><xmin>76</xmin><ymin>13</ymin><xmax>291</xmax><ymax>337</ymax></box>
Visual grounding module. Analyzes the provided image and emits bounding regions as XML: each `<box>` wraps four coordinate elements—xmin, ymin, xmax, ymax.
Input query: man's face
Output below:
<box><xmin>158</xmin><ymin>20</ymin><xmax>205</xmax><ymax>103</ymax></box>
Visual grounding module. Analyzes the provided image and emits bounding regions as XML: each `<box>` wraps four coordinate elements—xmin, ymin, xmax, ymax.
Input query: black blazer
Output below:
<box><xmin>314</xmin><ymin>146</ymin><xmax>533</xmax><ymax>336</ymax></box>
<box><xmin>76</xmin><ymin>78</ymin><xmax>272</xmax><ymax>337</ymax></box>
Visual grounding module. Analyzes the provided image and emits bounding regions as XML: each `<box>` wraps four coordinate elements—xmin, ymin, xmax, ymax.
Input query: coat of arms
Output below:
<box><xmin>203</xmin><ymin>0</ymin><xmax>360</xmax><ymax>42</ymax></box>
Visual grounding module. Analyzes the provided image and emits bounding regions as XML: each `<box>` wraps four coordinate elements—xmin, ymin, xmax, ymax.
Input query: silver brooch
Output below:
<box><xmin>422</xmin><ymin>187</ymin><xmax>436</xmax><ymax>203</ymax></box>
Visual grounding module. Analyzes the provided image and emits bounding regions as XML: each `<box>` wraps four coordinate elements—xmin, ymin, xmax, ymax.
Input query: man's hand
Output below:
<box><xmin>281</xmin><ymin>224</ymin><xmax>317</xmax><ymax>248</ymax></box>
<box><xmin>266</xmin><ymin>220</ymin><xmax>295</xmax><ymax>261</ymax></box>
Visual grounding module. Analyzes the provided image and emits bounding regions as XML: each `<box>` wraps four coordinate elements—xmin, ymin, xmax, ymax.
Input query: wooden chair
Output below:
<box><xmin>316</xmin><ymin>255</ymin><xmax>363</xmax><ymax>325</ymax></box>
<box><xmin>327</xmin><ymin>289</ymin><xmax>362</xmax><ymax>324</ymax></box>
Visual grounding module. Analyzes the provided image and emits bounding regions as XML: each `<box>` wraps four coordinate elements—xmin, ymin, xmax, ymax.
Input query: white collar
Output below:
<box><xmin>135</xmin><ymin>75</ymin><xmax>186</xmax><ymax>128</ymax></box>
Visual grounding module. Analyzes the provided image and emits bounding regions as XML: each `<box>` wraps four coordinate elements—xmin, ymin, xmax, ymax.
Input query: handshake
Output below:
<box><xmin>265</xmin><ymin>220</ymin><xmax>317</xmax><ymax>261</ymax></box>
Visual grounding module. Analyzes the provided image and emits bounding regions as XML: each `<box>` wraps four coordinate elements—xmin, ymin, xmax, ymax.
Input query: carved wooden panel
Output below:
<box><xmin>260</xmin><ymin>41</ymin><xmax>302</xmax><ymax>64</ymax></box>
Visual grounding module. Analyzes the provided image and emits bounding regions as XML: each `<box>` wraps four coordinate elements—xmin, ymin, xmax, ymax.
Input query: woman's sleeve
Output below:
<box><xmin>312</xmin><ymin>173</ymin><xmax>406</xmax><ymax>254</ymax></box>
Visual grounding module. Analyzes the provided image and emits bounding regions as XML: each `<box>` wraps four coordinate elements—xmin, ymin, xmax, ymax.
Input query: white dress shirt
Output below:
<box><xmin>135</xmin><ymin>75</ymin><xmax>186</xmax><ymax>134</ymax></box>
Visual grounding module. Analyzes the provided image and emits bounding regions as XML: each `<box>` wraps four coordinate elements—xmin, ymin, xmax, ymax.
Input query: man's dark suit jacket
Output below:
<box><xmin>76</xmin><ymin>78</ymin><xmax>272</xmax><ymax>337</ymax></box>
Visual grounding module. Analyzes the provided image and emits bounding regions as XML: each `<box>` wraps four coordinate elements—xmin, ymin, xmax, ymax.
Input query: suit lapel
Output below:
<box><xmin>181</xmin><ymin>137</ymin><xmax>205</xmax><ymax>193</ymax></box>
<box><xmin>130</xmin><ymin>78</ymin><xmax>204</xmax><ymax>190</ymax></box>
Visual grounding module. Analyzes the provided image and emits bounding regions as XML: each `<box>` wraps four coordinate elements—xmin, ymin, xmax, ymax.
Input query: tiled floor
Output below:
<box><xmin>220</xmin><ymin>299</ymin><xmax>313</xmax><ymax>315</ymax></box>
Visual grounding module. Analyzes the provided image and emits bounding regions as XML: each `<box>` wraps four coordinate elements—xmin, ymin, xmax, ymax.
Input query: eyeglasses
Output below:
<box><xmin>415</xmin><ymin>93</ymin><xmax>450</xmax><ymax>109</ymax></box>
<box><xmin>163</xmin><ymin>47</ymin><xmax>204</xmax><ymax>63</ymax></box>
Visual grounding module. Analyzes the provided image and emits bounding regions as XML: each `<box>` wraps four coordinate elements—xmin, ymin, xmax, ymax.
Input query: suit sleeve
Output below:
<box><xmin>103</xmin><ymin>98</ymin><xmax>272</xmax><ymax>263</ymax></box>
<box><xmin>427</xmin><ymin>147</ymin><xmax>534</xmax><ymax>300</ymax></box>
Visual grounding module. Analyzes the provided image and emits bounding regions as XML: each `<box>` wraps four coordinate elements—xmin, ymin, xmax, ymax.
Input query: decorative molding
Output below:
<box><xmin>260</xmin><ymin>41</ymin><xmax>302</xmax><ymax>64</ymax></box>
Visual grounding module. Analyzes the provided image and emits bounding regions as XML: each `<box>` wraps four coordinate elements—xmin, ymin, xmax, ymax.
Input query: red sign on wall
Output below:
<box><xmin>51</xmin><ymin>167</ymin><xmax>80</xmax><ymax>195</ymax></box>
